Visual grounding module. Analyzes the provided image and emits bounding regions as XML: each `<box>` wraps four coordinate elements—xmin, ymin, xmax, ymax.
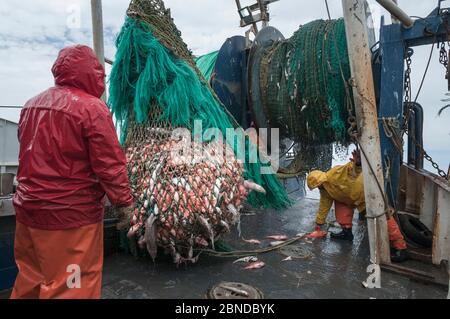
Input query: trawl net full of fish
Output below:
<box><xmin>125</xmin><ymin>130</ymin><xmax>266</xmax><ymax>264</ymax></box>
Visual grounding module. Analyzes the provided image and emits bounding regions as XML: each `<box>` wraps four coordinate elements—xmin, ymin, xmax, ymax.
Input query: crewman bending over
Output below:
<box><xmin>307</xmin><ymin>150</ymin><xmax>408</xmax><ymax>262</ymax></box>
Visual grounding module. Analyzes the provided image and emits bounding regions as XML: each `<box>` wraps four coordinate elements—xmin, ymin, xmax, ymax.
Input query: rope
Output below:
<box><xmin>324</xmin><ymin>0</ymin><xmax>331</xmax><ymax>20</ymax></box>
<box><xmin>414</xmin><ymin>43</ymin><xmax>435</xmax><ymax>103</ymax></box>
<box><xmin>197</xmin><ymin>235</ymin><xmax>306</xmax><ymax>258</ymax></box>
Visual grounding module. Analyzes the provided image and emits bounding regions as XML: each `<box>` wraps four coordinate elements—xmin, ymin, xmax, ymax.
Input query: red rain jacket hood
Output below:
<box><xmin>52</xmin><ymin>45</ymin><xmax>105</xmax><ymax>98</ymax></box>
<box><xmin>14</xmin><ymin>45</ymin><xmax>133</xmax><ymax>230</ymax></box>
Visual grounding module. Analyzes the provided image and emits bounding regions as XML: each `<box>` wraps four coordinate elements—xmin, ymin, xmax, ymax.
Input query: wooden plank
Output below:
<box><xmin>381</xmin><ymin>263</ymin><xmax>449</xmax><ymax>288</ymax></box>
<box><xmin>407</xmin><ymin>247</ymin><xmax>432</xmax><ymax>264</ymax></box>
<box><xmin>382</xmin><ymin>263</ymin><xmax>434</xmax><ymax>279</ymax></box>
<box><xmin>342</xmin><ymin>0</ymin><xmax>391</xmax><ymax>264</ymax></box>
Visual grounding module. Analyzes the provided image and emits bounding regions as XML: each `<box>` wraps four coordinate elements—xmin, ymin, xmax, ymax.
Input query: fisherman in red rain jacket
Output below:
<box><xmin>11</xmin><ymin>45</ymin><xmax>134</xmax><ymax>299</ymax></box>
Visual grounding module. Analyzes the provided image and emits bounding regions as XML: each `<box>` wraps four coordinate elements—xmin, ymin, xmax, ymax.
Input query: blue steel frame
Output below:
<box><xmin>378</xmin><ymin>6</ymin><xmax>450</xmax><ymax>206</ymax></box>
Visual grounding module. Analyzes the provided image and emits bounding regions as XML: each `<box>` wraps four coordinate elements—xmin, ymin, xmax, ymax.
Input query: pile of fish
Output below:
<box><xmin>125</xmin><ymin>131</ymin><xmax>266</xmax><ymax>264</ymax></box>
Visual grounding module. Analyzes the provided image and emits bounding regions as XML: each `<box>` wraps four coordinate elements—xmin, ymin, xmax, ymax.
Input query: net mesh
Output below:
<box><xmin>261</xmin><ymin>19</ymin><xmax>352</xmax><ymax>146</ymax></box>
<box><xmin>108</xmin><ymin>0</ymin><xmax>290</xmax><ymax>263</ymax></box>
<box><xmin>125</xmin><ymin>109</ymin><xmax>249</xmax><ymax>263</ymax></box>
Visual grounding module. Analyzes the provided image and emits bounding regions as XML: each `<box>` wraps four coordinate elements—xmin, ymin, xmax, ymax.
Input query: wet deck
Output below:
<box><xmin>101</xmin><ymin>195</ymin><xmax>448</xmax><ymax>299</ymax></box>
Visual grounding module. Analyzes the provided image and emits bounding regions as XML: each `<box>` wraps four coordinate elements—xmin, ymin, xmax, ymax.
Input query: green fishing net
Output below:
<box><xmin>108</xmin><ymin>0</ymin><xmax>290</xmax><ymax>209</ymax></box>
<box><xmin>194</xmin><ymin>51</ymin><xmax>219</xmax><ymax>82</ymax></box>
<box><xmin>261</xmin><ymin>19</ymin><xmax>353</xmax><ymax>146</ymax></box>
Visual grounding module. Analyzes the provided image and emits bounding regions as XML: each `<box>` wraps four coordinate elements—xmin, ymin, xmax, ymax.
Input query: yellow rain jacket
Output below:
<box><xmin>307</xmin><ymin>162</ymin><xmax>365</xmax><ymax>225</ymax></box>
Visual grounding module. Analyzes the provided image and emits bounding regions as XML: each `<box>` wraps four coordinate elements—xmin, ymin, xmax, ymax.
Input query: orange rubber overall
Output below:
<box><xmin>10</xmin><ymin>221</ymin><xmax>103</xmax><ymax>299</ymax></box>
<box><xmin>335</xmin><ymin>202</ymin><xmax>407</xmax><ymax>250</ymax></box>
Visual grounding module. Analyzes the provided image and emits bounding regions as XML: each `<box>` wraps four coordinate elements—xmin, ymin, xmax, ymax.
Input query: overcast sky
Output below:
<box><xmin>0</xmin><ymin>0</ymin><xmax>448</xmax><ymax>169</ymax></box>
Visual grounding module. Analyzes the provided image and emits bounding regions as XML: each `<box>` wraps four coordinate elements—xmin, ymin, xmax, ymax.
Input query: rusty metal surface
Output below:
<box><xmin>405</xmin><ymin>166</ymin><xmax>422</xmax><ymax>214</ymax></box>
<box><xmin>407</xmin><ymin>246</ymin><xmax>432</xmax><ymax>264</ymax></box>
<box><xmin>398</xmin><ymin>164</ymin><xmax>450</xmax><ymax>267</ymax></box>
<box><xmin>432</xmin><ymin>187</ymin><xmax>450</xmax><ymax>265</ymax></box>
<box><xmin>381</xmin><ymin>261</ymin><xmax>448</xmax><ymax>289</ymax></box>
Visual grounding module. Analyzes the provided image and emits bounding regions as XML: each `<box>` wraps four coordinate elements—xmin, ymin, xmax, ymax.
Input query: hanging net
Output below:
<box><xmin>108</xmin><ymin>0</ymin><xmax>290</xmax><ymax>263</ymax></box>
<box><xmin>260</xmin><ymin>18</ymin><xmax>353</xmax><ymax>146</ymax></box>
<box><xmin>259</xmin><ymin>19</ymin><xmax>354</xmax><ymax>176</ymax></box>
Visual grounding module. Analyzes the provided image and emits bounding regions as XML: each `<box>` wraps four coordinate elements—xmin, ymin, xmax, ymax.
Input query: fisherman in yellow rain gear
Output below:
<box><xmin>307</xmin><ymin>149</ymin><xmax>408</xmax><ymax>262</ymax></box>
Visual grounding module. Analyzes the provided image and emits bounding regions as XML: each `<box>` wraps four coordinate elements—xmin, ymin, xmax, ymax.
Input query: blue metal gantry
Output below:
<box><xmin>377</xmin><ymin>4</ymin><xmax>450</xmax><ymax>206</ymax></box>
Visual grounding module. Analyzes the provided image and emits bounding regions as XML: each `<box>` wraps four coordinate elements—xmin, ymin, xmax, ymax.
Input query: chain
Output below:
<box><xmin>346</xmin><ymin>103</ymin><xmax>359</xmax><ymax>141</ymax></box>
<box><xmin>404</xmin><ymin>129</ymin><xmax>448</xmax><ymax>179</ymax></box>
<box><xmin>378</xmin><ymin>50</ymin><xmax>412</xmax><ymax>176</ymax></box>
<box><xmin>345</xmin><ymin>79</ymin><xmax>359</xmax><ymax>141</ymax></box>
<box><xmin>400</xmin><ymin>46</ymin><xmax>448</xmax><ymax>179</ymax></box>
<box><xmin>402</xmin><ymin>50</ymin><xmax>413</xmax><ymax>135</ymax></box>
<box><xmin>404</xmin><ymin>50</ymin><xmax>413</xmax><ymax>104</ymax></box>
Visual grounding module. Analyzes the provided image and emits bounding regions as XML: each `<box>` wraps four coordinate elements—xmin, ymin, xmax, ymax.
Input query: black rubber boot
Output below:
<box><xmin>391</xmin><ymin>248</ymin><xmax>409</xmax><ymax>263</ymax></box>
<box><xmin>330</xmin><ymin>228</ymin><xmax>354</xmax><ymax>241</ymax></box>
